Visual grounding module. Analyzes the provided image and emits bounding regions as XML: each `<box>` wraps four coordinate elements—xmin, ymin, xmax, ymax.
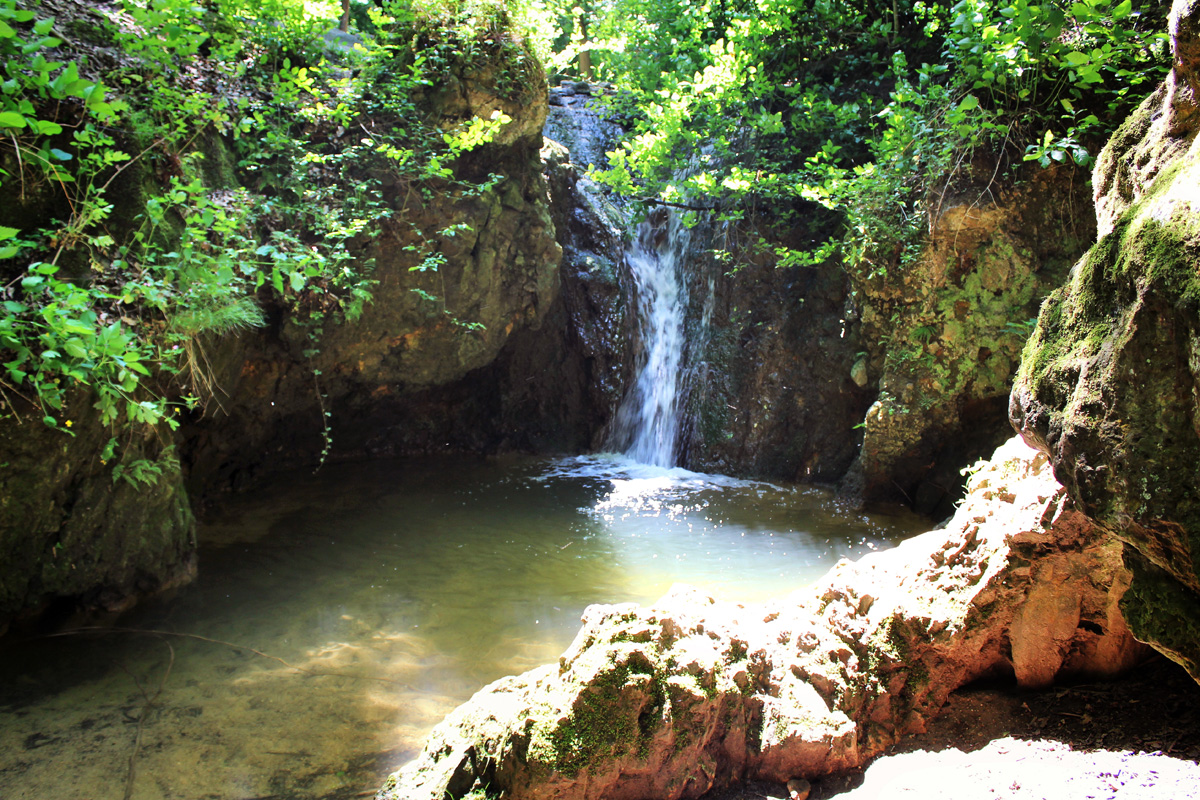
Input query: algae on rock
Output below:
<box><xmin>1011</xmin><ymin>0</ymin><xmax>1200</xmax><ymax>681</ymax></box>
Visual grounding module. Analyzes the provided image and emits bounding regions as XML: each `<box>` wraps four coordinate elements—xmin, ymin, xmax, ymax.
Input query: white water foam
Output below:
<box><xmin>606</xmin><ymin>210</ymin><xmax>692</xmax><ymax>466</ymax></box>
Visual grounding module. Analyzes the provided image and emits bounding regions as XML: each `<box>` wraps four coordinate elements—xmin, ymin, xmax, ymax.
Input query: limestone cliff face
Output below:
<box><xmin>0</xmin><ymin>44</ymin><xmax>564</xmax><ymax>626</ymax></box>
<box><xmin>848</xmin><ymin>164</ymin><xmax>1092</xmax><ymax>516</ymax></box>
<box><xmin>380</xmin><ymin>437</ymin><xmax>1144</xmax><ymax>800</ymax></box>
<box><xmin>184</xmin><ymin>56</ymin><xmax>565</xmax><ymax>491</ymax></box>
<box><xmin>1011</xmin><ymin>0</ymin><xmax>1200</xmax><ymax>680</ymax></box>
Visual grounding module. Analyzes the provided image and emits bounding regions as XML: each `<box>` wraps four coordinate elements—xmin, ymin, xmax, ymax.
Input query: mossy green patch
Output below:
<box><xmin>1120</xmin><ymin>548</ymin><xmax>1200</xmax><ymax>678</ymax></box>
<box><xmin>531</xmin><ymin>651</ymin><xmax>667</xmax><ymax>776</ymax></box>
<box><xmin>1012</xmin><ymin>97</ymin><xmax>1200</xmax><ymax>680</ymax></box>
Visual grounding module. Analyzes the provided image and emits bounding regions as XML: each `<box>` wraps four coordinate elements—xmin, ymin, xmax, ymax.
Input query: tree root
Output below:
<box><xmin>121</xmin><ymin>635</ymin><xmax>174</xmax><ymax>800</ymax></box>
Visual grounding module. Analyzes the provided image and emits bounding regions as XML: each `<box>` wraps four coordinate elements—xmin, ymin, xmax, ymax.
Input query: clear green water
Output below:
<box><xmin>0</xmin><ymin>455</ymin><xmax>928</xmax><ymax>800</ymax></box>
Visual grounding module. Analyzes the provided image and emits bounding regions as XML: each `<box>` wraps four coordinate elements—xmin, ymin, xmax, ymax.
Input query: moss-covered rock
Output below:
<box><xmin>0</xmin><ymin>391</ymin><xmax>195</xmax><ymax>631</ymax></box>
<box><xmin>1010</xmin><ymin>0</ymin><xmax>1200</xmax><ymax>679</ymax></box>
<box><xmin>849</xmin><ymin>163</ymin><xmax>1092</xmax><ymax>516</ymax></box>
<box><xmin>0</xmin><ymin>15</ymin><xmax>563</xmax><ymax>627</ymax></box>
<box><xmin>176</xmin><ymin>35</ymin><xmax>569</xmax><ymax>494</ymax></box>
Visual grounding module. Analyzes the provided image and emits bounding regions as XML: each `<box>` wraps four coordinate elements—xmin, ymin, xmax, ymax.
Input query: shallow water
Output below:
<box><xmin>0</xmin><ymin>455</ymin><xmax>928</xmax><ymax>800</ymax></box>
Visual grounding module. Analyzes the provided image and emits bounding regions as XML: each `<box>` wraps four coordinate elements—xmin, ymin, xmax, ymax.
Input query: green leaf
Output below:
<box><xmin>0</xmin><ymin>244</ymin><xmax>18</xmax><ymax>259</ymax></box>
<box><xmin>66</xmin><ymin>79</ymin><xmax>92</xmax><ymax>98</ymax></box>
<box><xmin>1064</xmin><ymin>51</ymin><xmax>1089</xmax><ymax>66</ymax></box>
<box><xmin>957</xmin><ymin>94</ymin><xmax>980</xmax><ymax>112</ymax></box>
<box><xmin>0</xmin><ymin>111</ymin><xmax>26</xmax><ymax>128</ymax></box>
<box><xmin>1112</xmin><ymin>0</ymin><xmax>1132</xmax><ymax>18</ymax></box>
<box><xmin>33</xmin><ymin>17</ymin><xmax>54</xmax><ymax>35</ymax></box>
<box><xmin>0</xmin><ymin>20</ymin><xmax>14</xmax><ymax>38</ymax></box>
<box><xmin>63</xmin><ymin>340</ymin><xmax>87</xmax><ymax>358</ymax></box>
<box><xmin>37</xmin><ymin>119</ymin><xmax>63</xmax><ymax>135</ymax></box>
<box><xmin>82</xmin><ymin>83</ymin><xmax>105</xmax><ymax>107</ymax></box>
<box><xmin>0</xmin><ymin>225</ymin><xmax>19</xmax><ymax>240</ymax></box>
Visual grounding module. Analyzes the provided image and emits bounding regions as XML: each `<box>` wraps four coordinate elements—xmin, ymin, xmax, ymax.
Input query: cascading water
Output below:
<box><xmin>607</xmin><ymin>208</ymin><xmax>693</xmax><ymax>466</ymax></box>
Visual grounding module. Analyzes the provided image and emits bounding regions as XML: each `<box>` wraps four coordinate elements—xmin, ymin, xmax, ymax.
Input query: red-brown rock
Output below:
<box><xmin>378</xmin><ymin>438</ymin><xmax>1146</xmax><ymax>800</ymax></box>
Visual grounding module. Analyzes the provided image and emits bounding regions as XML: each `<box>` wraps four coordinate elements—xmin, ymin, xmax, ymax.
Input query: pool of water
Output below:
<box><xmin>0</xmin><ymin>454</ymin><xmax>928</xmax><ymax>800</ymax></box>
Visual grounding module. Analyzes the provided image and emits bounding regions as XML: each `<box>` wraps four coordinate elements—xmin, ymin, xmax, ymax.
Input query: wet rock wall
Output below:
<box><xmin>1012</xmin><ymin>0</ymin><xmax>1200</xmax><ymax>681</ymax></box>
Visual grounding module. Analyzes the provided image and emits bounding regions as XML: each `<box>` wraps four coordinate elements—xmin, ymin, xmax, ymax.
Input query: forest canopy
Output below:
<box><xmin>552</xmin><ymin>0</ymin><xmax>1169</xmax><ymax>272</ymax></box>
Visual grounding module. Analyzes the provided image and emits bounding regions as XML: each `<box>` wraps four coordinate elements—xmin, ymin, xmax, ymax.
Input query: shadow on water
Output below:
<box><xmin>0</xmin><ymin>454</ymin><xmax>929</xmax><ymax>800</ymax></box>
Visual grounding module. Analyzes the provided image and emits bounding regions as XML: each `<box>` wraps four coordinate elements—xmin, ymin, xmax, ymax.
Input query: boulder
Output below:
<box><xmin>1010</xmin><ymin>0</ymin><xmax>1200</xmax><ymax>680</ymax></box>
<box><xmin>379</xmin><ymin>437</ymin><xmax>1145</xmax><ymax>800</ymax></box>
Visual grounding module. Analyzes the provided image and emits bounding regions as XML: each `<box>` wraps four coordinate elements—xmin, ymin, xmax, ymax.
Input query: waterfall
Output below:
<box><xmin>607</xmin><ymin>208</ymin><xmax>693</xmax><ymax>467</ymax></box>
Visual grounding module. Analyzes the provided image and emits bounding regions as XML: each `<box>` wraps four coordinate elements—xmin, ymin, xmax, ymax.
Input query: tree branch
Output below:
<box><xmin>634</xmin><ymin>197</ymin><xmax>712</xmax><ymax>212</ymax></box>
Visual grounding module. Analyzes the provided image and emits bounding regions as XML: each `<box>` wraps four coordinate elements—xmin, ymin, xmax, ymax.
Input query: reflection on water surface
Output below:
<box><xmin>0</xmin><ymin>455</ymin><xmax>928</xmax><ymax>799</ymax></box>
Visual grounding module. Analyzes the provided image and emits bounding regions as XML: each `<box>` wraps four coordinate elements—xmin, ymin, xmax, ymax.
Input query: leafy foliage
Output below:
<box><xmin>575</xmin><ymin>0</ymin><xmax>1168</xmax><ymax>276</ymax></box>
<box><xmin>0</xmin><ymin>0</ymin><xmax>544</xmax><ymax>469</ymax></box>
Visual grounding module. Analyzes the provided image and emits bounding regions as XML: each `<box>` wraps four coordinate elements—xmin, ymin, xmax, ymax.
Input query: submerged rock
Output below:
<box><xmin>1011</xmin><ymin>0</ymin><xmax>1200</xmax><ymax>679</ymax></box>
<box><xmin>378</xmin><ymin>437</ymin><xmax>1145</xmax><ymax>800</ymax></box>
